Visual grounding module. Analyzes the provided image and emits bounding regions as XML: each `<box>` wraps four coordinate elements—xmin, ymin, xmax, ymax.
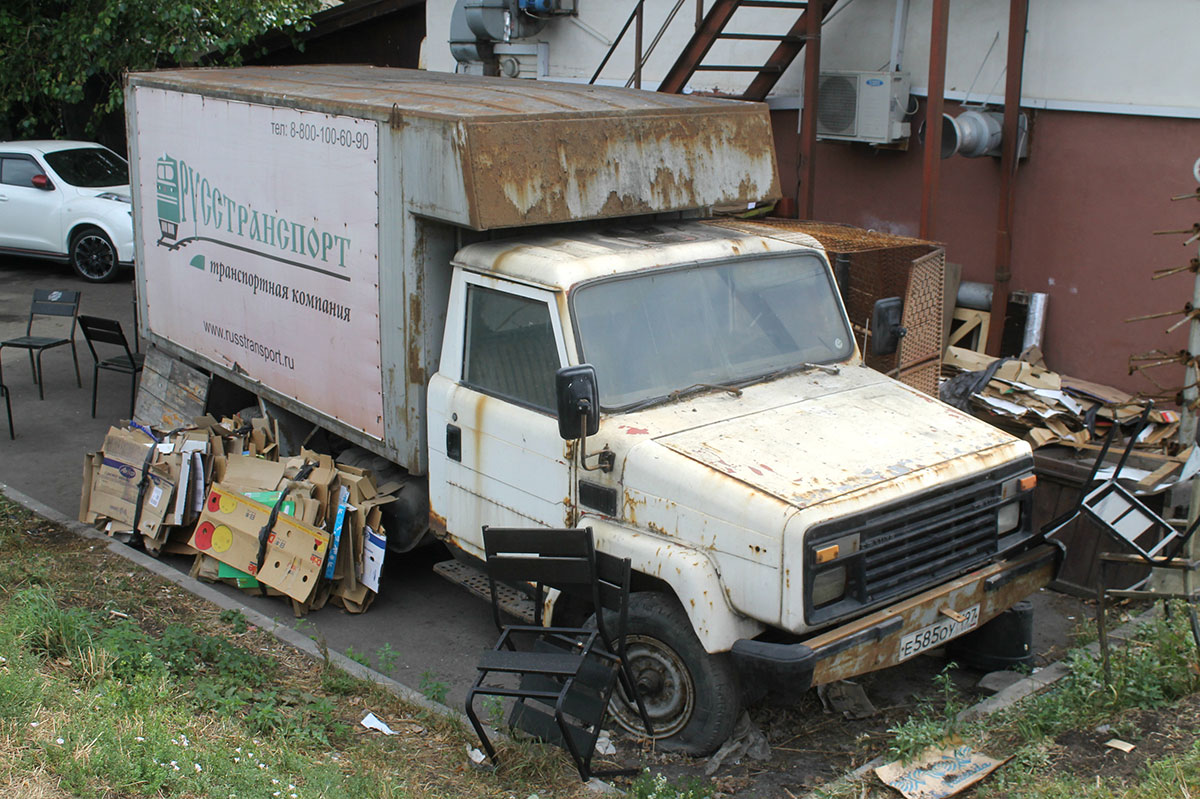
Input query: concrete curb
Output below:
<box><xmin>0</xmin><ymin>482</ymin><xmax>456</xmax><ymax>722</ymax></box>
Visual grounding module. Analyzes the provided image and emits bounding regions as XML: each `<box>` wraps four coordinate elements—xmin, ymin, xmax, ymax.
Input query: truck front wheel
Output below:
<box><xmin>606</xmin><ymin>592</ymin><xmax>741</xmax><ymax>756</ymax></box>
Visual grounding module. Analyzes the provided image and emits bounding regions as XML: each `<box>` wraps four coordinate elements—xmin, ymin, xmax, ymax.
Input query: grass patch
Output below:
<box><xmin>850</xmin><ymin>603</ymin><xmax>1200</xmax><ymax>799</ymax></box>
<box><xmin>0</xmin><ymin>495</ymin><xmax>594</xmax><ymax>798</ymax></box>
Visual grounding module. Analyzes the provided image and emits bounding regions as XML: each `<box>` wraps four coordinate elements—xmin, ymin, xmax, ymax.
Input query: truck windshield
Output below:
<box><xmin>572</xmin><ymin>253</ymin><xmax>854</xmax><ymax>410</ymax></box>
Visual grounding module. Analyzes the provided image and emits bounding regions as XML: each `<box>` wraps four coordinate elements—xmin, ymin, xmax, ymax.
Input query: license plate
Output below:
<box><xmin>897</xmin><ymin>604</ymin><xmax>980</xmax><ymax>661</ymax></box>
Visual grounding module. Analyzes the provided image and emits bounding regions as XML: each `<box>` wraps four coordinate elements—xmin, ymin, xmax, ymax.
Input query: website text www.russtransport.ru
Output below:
<box><xmin>202</xmin><ymin>321</ymin><xmax>295</xmax><ymax>370</ymax></box>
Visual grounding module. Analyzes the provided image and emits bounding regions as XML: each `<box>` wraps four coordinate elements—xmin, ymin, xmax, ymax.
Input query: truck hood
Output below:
<box><xmin>613</xmin><ymin>364</ymin><xmax>1022</xmax><ymax>510</ymax></box>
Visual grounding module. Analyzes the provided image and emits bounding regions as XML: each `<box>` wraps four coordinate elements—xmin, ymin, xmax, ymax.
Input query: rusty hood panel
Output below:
<box><xmin>652</xmin><ymin>376</ymin><xmax>1023</xmax><ymax>510</ymax></box>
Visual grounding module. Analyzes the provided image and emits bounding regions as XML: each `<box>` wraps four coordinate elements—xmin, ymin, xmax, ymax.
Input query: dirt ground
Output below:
<box><xmin>11</xmin><ymin>503</ymin><xmax>1121</xmax><ymax>799</ymax></box>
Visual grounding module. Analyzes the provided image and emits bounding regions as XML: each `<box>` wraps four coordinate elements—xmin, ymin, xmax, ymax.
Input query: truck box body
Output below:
<box><xmin>126</xmin><ymin>66</ymin><xmax>780</xmax><ymax>473</ymax></box>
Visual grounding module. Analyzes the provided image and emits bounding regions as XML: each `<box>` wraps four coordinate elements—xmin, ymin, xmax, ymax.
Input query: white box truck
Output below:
<box><xmin>126</xmin><ymin>66</ymin><xmax>1058</xmax><ymax>754</ymax></box>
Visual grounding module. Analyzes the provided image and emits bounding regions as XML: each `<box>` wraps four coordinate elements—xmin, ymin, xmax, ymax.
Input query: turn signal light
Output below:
<box><xmin>815</xmin><ymin>544</ymin><xmax>839</xmax><ymax>564</ymax></box>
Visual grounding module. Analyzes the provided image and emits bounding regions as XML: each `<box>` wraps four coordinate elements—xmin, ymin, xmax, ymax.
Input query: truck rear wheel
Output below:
<box><xmin>606</xmin><ymin>592</ymin><xmax>741</xmax><ymax>756</ymax></box>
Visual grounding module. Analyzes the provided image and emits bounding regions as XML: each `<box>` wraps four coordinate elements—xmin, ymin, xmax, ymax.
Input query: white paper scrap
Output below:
<box><xmin>360</xmin><ymin>712</ymin><xmax>397</xmax><ymax>735</ymax></box>
<box><xmin>362</xmin><ymin>528</ymin><xmax>386</xmax><ymax>593</ymax></box>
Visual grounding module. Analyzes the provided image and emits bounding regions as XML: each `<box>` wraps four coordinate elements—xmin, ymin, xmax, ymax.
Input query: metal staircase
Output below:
<box><xmin>591</xmin><ymin>0</ymin><xmax>834</xmax><ymax>101</ymax></box>
<box><xmin>660</xmin><ymin>0</ymin><xmax>832</xmax><ymax>100</ymax></box>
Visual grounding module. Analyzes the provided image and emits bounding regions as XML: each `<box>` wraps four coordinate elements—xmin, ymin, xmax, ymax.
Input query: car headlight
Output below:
<box><xmin>998</xmin><ymin>473</ymin><xmax>1037</xmax><ymax>534</ymax></box>
<box><xmin>812</xmin><ymin>566</ymin><xmax>847</xmax><ymax>607</ymax></box>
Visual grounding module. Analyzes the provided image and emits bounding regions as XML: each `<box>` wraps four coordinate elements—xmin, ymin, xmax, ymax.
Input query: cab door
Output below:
<box><xmin>427</xmin><ymin>271</ymin><xmax>571</xmax><ymax>555</ymax></box>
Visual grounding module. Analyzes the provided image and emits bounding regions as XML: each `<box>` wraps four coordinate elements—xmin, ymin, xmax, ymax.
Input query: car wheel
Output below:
<box><xmin>70</xmin><ymin>227</ymin><xmax>120</xmax><ymax>283</ymax></box>
<box><xmin>601</xmin><ymin>592</ymin><xmax>742</xmax><ymax>755</ymax></box>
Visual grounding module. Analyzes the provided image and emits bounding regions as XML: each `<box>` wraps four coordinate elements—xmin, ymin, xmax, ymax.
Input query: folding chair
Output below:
<box><xmin>0</xmin><ymin>289</ymin><xmax>82</xmax><ymax>400</ymax></box>
<box><xmin>78</xmin><ymin>315</ymin><xmax>144</xmax><ymax>419</ymax></box>
<box><xmin>1044</xmin><ymin>404</ymin><xmax>1200</xmax><ymax>681</ymax></box>
<box><xmin>465</xmin><ymin>526</ymin><xmax>653</xmax><ymax>782</ymax></box>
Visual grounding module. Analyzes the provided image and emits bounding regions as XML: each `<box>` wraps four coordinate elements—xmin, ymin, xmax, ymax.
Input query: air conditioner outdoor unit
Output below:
<box><xmin>814</xmin><ymin>70</ymin><xmax>911</xmax><ymax>144</ymax></box>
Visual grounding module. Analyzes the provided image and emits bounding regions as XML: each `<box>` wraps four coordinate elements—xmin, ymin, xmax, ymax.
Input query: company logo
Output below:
<box><xmin>118</xmin><ymin>464</ymin><xmax>136</xmax><ymax>479</ymax></box>
<box><xmin>153</xmin><ymin>152</ymin><xmax>351</xmax><ymax>281</ymax></box>
<box><xmin>865</xmin><ymin>78</ymin><xmax>885</xmax><ymax>86</ymax></box>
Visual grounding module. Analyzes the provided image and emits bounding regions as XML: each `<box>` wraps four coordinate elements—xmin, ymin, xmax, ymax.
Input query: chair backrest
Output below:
<box><xmin>28</xmin><ymin>289</ymin><xmax>81</xmax><ymax>336</ymax></box>
<box><xmin>77</xmin><ymin>315</ymin><xmax>134</xmax><ymax>362</ymax></box>
<box><xmin>482</xmin><ymin>526</ymin><xmax>602</xmax><ymax>631</ymax></box>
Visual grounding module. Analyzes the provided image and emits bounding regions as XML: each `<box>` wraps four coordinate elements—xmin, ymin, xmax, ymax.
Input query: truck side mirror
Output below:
<box><xmin>870</xmin><ymin>297</ymin><xmax>907</xmax><ymax>357</ymax></box>
<box><xmin>555</xmin><ymin>364</ymin><xmax>600</xmax><ymax>440</ymax></box>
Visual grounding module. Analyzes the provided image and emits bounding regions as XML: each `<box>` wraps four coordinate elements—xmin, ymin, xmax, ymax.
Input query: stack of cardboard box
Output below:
<box><xmin>80</xmin><ymin>415</ymin><xmax>394</xmax><ymax>615</ymax></box>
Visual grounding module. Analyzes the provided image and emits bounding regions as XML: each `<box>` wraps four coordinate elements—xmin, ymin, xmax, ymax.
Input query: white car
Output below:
<box><xmin>0</xmin><ymin>140</ymin><xmax>134</xmax><ymax>283</ymax></box>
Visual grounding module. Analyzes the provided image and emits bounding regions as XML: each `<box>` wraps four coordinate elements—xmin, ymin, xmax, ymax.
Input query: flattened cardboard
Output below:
<box><xmin>88</xmin><ymin>427</ymin><xmax>176</xmax><ymax>536</ymax></box>
<box><xmin>189</xmin><ymin>485</ymin><xmax>329</xmax><ymax>602</ymax></box>
<box><xmin>222</xmin><ymin>455</ymin><xmax>286</xmax><ymax>495</ymax></box>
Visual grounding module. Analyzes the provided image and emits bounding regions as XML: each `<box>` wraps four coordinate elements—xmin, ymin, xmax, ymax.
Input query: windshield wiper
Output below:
<box><xmin>733</xmin><ymin>361</ymin><xmax>841</xmax><ymax>391</ymax></box>
<box><xmin>620</xmin><ymin>382</ymin><xmax>743</xmax><ymax>413</ymax></box>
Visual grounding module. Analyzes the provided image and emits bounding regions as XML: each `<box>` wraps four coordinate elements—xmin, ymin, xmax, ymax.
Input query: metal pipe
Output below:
<box><xmin>985</xmin><ymin>0</ymin><xmax>1029</xmax><ymax>356</ymax></box>
<box><xmin>918</xmin><ymin>0</ymin><xmax>949</xmax><ymax>239</ymax></box>
<box><xmin>890</xmin><ymin>0</ymin><xmax>910</xmax><ymax>71</ymax></box>
<box><xmin>635</xmin><ymin>3</ymin><xmax>644</xmax><ymax>89</ymax></box>
<box><xmin>797</xmin><ymin>0</ymin><xmax>823</xmax><ymax>219</ymax></box>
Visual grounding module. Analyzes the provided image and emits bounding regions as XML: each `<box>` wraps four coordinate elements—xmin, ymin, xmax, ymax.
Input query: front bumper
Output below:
<box><xmin>730</xmin><ymin>543</ymin><xmax>1061</xmax><ymax>696</ymax></box>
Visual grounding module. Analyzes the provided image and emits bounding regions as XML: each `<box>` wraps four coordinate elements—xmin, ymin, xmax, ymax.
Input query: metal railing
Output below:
<box><xmin>589</xmin><ymin>0</ymin><xmax>699</xmax><ymax>89</ymax></box>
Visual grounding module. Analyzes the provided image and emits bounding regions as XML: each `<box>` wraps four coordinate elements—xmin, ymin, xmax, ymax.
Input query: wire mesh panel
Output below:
<box><xmin>711</xmin><ymin>220</ymin><xmax>946</xmax><ymax>395</ymax></box>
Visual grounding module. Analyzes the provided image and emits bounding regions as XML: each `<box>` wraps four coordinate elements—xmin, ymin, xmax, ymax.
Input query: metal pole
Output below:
<box><xmin>797</xmin><ymin>1</ymin><xmax>823</xmax><ymax>219</ymax></box>
<box><xmin>634</xmin><ymin>3</ymin><xmax>644</xmax><ymax>90</ymax></box>
<box><xmin>985</xmin><ymin>0</ymin><xmax>1029</xmax><ymax>356</ymax></box>
<box><xmin>918</xmin><ymin>0</ymin><xmax>950</xmax><ymax>239</ymax></box>
<box><xmin>890</xmin><ymin>0</ymin><xmax>910</xmax><ymax>72</ymax></box>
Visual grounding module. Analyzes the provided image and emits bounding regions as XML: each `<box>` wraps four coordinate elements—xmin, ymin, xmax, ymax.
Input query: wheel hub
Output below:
<box><xmin>608</xmin><ymin>634</ymin><xmax>695</xmax><ymax>739</ymax></box>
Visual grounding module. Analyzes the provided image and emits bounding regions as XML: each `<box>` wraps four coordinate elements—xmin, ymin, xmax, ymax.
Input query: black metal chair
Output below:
<box><xmin>1</xmin><ymin>382</ymin><xmax>12</xmax><ymax>440</ymax></box>
<box><xmin>465</xmin><ymin>526</ymin><xmax>653</xmax><ymax>782</ymax></box>
<box><xmin>0</xmin><ymin>289</ymin><xmax>82</xmax><ymax>400</ymax></box>
<box><xmin>78</xmin><ymin>315</ymin><xmax>144</xmax><ymax>419</ymax></box>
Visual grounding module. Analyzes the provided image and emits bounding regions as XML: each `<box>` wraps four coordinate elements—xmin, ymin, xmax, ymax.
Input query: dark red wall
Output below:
<box><xmin>773</xmin><ymin>102</ymin><xmax>1200</xmax><ymax>397</ymax></box>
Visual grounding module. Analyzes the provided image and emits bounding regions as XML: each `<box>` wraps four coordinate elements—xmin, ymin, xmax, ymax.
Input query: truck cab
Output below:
<box><xmin>426</xmin><ymin>220</ymin><xmax>1055</xmax><ymax>752</ymax></box>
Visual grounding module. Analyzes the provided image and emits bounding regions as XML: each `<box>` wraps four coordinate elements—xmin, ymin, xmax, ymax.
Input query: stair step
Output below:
<box><xmin>433</xmin><ymin>559</ymin><xmax>536</xmax><ymax>624</ymax></box>
<box><xmin>694</xmin><ymin>64</ymin><xmax>786</xmax><ymax>72</ymax></box>
<box><xmin>738</xmin><ymin>0</ymin><xmax>809</xmax><ymax>8</ymax></box>
<box><xmin>718</xmin><ymin>32</ymin><xmax>803</xmax><ymax>41</ymax></box>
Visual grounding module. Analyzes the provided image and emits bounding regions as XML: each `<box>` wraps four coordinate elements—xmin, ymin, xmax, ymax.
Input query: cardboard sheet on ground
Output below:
<box><xmin>188</xmin><ymin>485</ymin><xmax>329</xmax><ymax>602</ymax></box>
<box><xmin>875</xmin><ymin>744</ymin><xmax>1006</xmax><ymax>799</ymax></box>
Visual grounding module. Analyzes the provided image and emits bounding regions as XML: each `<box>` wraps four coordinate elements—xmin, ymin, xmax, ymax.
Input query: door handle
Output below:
<box><xmin>446</xmin><ymin>424</ymin><xmax>462</xmax><ymax>462</ymax></box>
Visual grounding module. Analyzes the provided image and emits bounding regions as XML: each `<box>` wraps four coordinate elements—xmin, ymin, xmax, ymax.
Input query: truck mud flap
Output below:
<box><xmin>731</xmin><ymin>544</ymin><xmax>1059</xmax><ymax>696</ymax></box>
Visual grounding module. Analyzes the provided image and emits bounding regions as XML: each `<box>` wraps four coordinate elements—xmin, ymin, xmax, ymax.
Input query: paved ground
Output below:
<box><xmin>0</xmin><ymin>255</ymin><xmax>1091</xmax><ymax>755</ymax></box>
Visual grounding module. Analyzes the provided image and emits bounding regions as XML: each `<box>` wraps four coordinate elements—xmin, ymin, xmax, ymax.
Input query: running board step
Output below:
<box><xmin>432</xmin><ymin>559</ymin><xmax>536</xmax><ymax>624</ymax></box>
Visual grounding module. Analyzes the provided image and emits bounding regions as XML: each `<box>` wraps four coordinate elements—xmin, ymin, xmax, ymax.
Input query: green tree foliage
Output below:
<box><xmin>0</xmin><ymin>0</ymin><xmax>321</xmax><ymax>142</ymax></box>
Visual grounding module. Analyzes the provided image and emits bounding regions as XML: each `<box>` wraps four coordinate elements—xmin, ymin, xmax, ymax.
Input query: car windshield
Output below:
<box><xmin>571</xmin><ymin>253</ymin><xmax>854</xmax><ymax>410</ymax></box>
<box><xmin>43</xmin><ymin>147</ymin><xmax>128</xmax><ymax>188</ymax></box>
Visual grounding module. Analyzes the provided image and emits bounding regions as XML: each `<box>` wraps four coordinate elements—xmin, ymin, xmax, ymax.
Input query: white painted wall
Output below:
<box><xmin>425</xmin><ymin>0</ymin><xmax>1200</xmax><ymax>117</ymax></box>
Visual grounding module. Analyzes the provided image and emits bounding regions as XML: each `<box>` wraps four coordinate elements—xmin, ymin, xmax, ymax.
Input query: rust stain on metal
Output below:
<box><xmin>428</xmin><ymin>509</ymin><xmax>447</xmax><ymax>535</ymax></box>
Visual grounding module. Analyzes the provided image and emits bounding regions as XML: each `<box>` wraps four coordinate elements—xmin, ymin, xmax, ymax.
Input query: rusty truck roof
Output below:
<box><xmin>453</xmin><ymin>221</ymin><xmax>825</xmax><ymax>291</ymax></box>
<box><xmin>125</xmin><ymin>66</ymin><xmax>781</xmax><ymax>229</ymax></box>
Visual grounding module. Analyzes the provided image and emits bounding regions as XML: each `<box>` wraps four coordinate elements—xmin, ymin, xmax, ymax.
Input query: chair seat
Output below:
<box><xmin>477</xmin><ymin>647</ymin><xmax>593</xmax><ymax>676</ymax></box>
<box><xmin>98</xmin><ymin>353</ymin><xmax>145</xmax><ymax>373</ymax></box>
<box><xmin>2</xmin><ymin>335</ymin><xmax>70</xmax><ymax>349</ymax></box>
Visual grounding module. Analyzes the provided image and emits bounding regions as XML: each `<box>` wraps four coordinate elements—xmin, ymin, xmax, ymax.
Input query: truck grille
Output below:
<box><xmin>805</xmin><ymin>462</ymin><xmax>1029</xmax><ymax>625</ymax></box>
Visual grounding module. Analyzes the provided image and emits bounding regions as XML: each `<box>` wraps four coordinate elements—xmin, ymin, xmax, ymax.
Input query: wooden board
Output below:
<box><xmin>134</xmin><ymin>348</ymin><xmax>210</xmax><ymax>431</ymax></box>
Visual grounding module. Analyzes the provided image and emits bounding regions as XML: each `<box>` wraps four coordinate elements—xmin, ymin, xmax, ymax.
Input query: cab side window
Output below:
<box><xmin>463</xmin><ymin>285</ymin><xmax>560</xmax><ymax>412</ymax></box>
<box><xmin>0</xmin><ymin>156</ymin><xmax>45</xmax><ymax>188</ymax></box>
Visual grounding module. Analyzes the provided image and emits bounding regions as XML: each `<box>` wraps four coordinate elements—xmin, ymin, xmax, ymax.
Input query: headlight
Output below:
<box><xmin>812</xmin><ymin>566</ymin><xmax>847</xmax><ymax>607</ymax></box>
<box><xmin>997</xmin><ymin>501</ymin><xmax>1021</xmax><ymax>534</ymax></box>
<box><xmin>997</xmin><ymin>473</ymin><xmax>1036</xmax><ymax>534</ymax></box>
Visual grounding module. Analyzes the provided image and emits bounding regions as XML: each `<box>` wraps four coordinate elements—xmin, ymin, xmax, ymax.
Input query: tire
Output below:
<box><xmin>69</xmin><ymin>227</ymin><xmax>120</xmax><ymax>283</ymax></box>
<box><xmin>604</xmin><ymin>592</ymin><xmax>741</xmax><ymax>756</ymax></box>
